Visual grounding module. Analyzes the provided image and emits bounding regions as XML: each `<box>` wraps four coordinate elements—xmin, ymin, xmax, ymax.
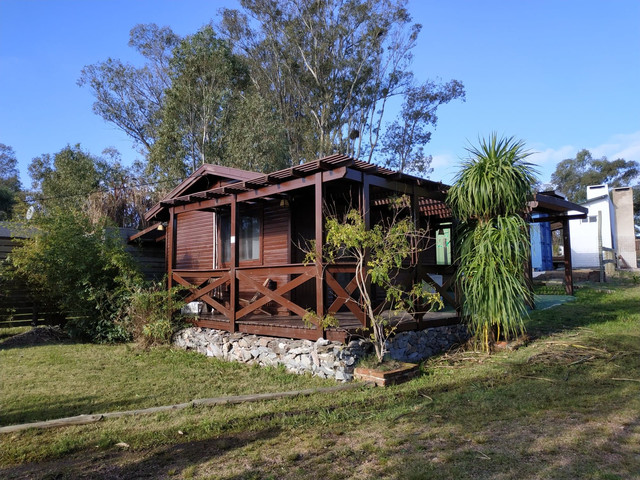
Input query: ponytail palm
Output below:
<box><xmin>448</xmin><ymin>134</ymin><xmax>538</xmax><ymax>351</ymax></box>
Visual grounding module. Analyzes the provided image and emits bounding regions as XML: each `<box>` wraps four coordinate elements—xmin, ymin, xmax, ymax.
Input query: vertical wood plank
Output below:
<box><xmin>230</xmin><ymin>196</ymin><xmax>239</xmax><ymax>330</ymax></box>
<box><xmin>315</xmin><ymin>173</ymin><xmax>324</xmax><ymax>331</ymax></box>
<box><xmin>167</xmin><ymin>208</ymin><xmax>175</xmax><ymax>289</ymax></box>
<box><xmin>360</xmin><ymin>174</ymin><xmax>371</xmax><ymax>329</ymax></box>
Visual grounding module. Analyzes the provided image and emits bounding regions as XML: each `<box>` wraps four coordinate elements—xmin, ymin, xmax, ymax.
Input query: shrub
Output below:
<box><xmin>6</xmin><ymin>210</ymin><xmax>141</xmax><ymax>342</ymax></box>
<box><xmin>123</xmin><ymin>281</ymin><xmax>186</xmax><ymax>346</ymax></box>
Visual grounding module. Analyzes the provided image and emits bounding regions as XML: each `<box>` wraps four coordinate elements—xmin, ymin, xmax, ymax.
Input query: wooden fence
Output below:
<box><xmin>0</xmin><ymin>235</ymin><xmax>44</xmax><ymax>327</ymax></box>
<box><xmin>0</xmin><ymin>228</ymin><xmax>165</xmax><ymax>328</ymax></box>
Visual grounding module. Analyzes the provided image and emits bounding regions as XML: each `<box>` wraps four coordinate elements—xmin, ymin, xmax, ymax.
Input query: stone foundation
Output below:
<box><xmin>173</xmin><ymin>324</ymin><xmax>468</xmax><ymax>382</ymax></box>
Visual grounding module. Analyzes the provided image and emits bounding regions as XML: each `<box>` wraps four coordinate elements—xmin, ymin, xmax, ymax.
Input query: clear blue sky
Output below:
<box><xmin>1</xmin><ymin>0</ymin><xmax>639</xmax><ymax>189</ymax></box>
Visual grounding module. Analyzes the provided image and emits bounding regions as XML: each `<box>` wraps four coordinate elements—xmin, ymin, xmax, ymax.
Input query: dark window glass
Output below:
<box><xmin>220</xmin><ymin>211</ymin><xmax>261</xmax><ymax>263</ymax></box>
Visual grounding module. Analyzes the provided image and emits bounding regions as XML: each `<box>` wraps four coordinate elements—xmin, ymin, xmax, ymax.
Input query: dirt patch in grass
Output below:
<box><xmin>0</xmin><ymin>326</ymin><xmax>70</xmax><ymax>350</ymax></box>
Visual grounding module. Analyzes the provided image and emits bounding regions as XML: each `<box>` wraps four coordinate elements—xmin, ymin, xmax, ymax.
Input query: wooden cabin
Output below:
<box><xmin>132</xmin><ymin>154</ymin><xmax>458</xmax><ymax>343</ymax></box>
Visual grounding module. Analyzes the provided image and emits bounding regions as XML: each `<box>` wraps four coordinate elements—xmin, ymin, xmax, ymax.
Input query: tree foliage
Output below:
<box><xmin>78</xmin><ymin>24</ymin><xmax>179</xmax><ymax>155</ymax></box>
<box><xmin>28</xmin><ymin>144</ymin><xmax>155</xmax><ymax>229</ymax></box>
<box><xmin>0</xmin><ymin>143</ymin><xmax>22</xmax><ymax>220</ymax></box>
<box><xmin>550</xmin><ymin>149</ymin><xmax>639</xmax><ymax>204</ymax></box>
<box><xmin>380</xmin><ymin>80</ymin><xmax>465</xmax><ymax>174</ymax></box>
<box><xmin>7</xmin><ymin>210</ymin><xmax>141</xmax><ymax>342</ymax></box>
<box><xmin>307</xmin><ymin>201</ymin><xmax>442</xmax><ymax>363</ymax></box>
<box><xmin>448</xmin><ymin>134</ymin><xmax>537</xmax><ymax>352</ymax></box>
<box><xmin>220</xmin><ymin>0</ymin><xmax>465</xmax><ymax>168</ymax></box>
<box><xmin>149</xmin><ymin>25</ymin><xmax>247</xmax><ymax>177</ymax></box>
<box><xmin>81</xmin><ymin>2</ymin><xmax>464</xmax><ymax>183</ymax></box>
<box><xmin>148</xmin><ymin>25</ymin><xmax>290</xmax><ymax>181</ymax></box>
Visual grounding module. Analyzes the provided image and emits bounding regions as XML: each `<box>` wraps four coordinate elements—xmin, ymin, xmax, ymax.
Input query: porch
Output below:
<box><xmin>172</xmin><ymin>263</ymin><xmax>460</xmax><ymax>343</ymax></box>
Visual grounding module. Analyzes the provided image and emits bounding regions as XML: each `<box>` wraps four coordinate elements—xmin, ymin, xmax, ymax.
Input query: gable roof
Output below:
<box><xmin>145</xmin><ymin>154</ymin><xmax>449</xmax><ymax>222</ymax></box>
<box><xmin>144</xmin><ymin>164</ymin><xmax>265</xmax><ymax>222</ymax></box>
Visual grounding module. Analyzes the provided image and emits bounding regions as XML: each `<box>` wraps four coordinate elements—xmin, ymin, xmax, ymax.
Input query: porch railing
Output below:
<box><xmin>171</xmin><ymin>262</ymin><xmax>459</xmax><ymax>334</ymax></box>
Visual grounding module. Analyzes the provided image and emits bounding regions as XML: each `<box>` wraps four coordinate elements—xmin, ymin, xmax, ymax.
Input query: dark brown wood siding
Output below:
<box><xmin>241</xmin><ymin>202</ymin><xmax>291</xmax><ymax>314</ymax></box>
<box><xmin>263</xmin><ymin>202</ymin><xmax>289</xmax><ymax>266</ymax></box>
<box><xmin>175</xmin><ymin>210</ymin><xmax>214</xmax><ymax>270</ymax></box>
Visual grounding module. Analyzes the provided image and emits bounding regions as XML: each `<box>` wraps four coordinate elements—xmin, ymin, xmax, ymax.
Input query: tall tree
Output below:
<box><xmin>220</xmin><ymin>0</ymin><xmax>464</xmax><ymax>166</ymax></box>
<box><xmin>0</xmin><ymin>143</ymin><xmax>21</xmax><ymax>220</ymax></box>
<box><xmin>380</xmin><ymin>79</ymin><xmax>465</xmax><ymax>175</ymax></box>
<box><xmin>81</xmin><ymin>4</ymin><xmax>464</xmax><ymax>181</ymax></box>
<box><xmin>29</xmin><ymin>144</ymin><xmax>101</xmax><ymax>212</ymax></box>
<box><xmin>550</xmin><ymin>149</ymin><xmax>639</xmax><ymax>203</ymax></box>
<box><xmin>28</xmin><ymin>145</ymin><xmax>154</xmax><ymax>228</ymax></box>
<box><xmin>78</xmin><ymin>24</ymin><xmax>179</xmax><ymax>155</ymax></box>
<box><xmin>148</xmin><ymin>25</ymin><xmax>243</xmax><ymax>179</ymax></box>
<box><xmin>81</xmin><ymin>23</ymin><xmax>290</xmax><ymax>185</ymax></box>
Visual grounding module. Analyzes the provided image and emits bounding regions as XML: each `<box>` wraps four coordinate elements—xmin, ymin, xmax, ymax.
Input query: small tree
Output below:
<box><xmin>307</xmin><ymin>198</ymin><xmax>442</xmax><ymax>363</ymax></box>
<box><xmin>447</xmin><ymin>134</ymin><xmax>537</xmax><ymax>352</ymax></box>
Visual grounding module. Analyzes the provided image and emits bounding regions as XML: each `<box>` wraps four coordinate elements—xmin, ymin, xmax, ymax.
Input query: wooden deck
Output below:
<box><xmin>188</xmin><ymin>310</ymin><xmax>460</xmax><ymax>343</ymax></box>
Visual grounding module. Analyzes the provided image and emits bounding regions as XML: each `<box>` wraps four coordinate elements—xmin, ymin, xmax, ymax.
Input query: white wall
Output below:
<box><xmin>569</xmin><ymin>191</ymin><xmax>614</xmax><ymax>268</ymax></box>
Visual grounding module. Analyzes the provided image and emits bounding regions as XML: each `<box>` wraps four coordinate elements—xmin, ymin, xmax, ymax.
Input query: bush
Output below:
<box><xmin>123</xmin><ymin>281</ymin><xmax>186</xmax><ymax>346</ymax></box>
<box><xmin>447</xmin><ymin>134</ymin><xmax>537</xmax><ymax>351</ymax></box>
<box><xmin>6</xmin><ymin>210</ymin><xmax>142</xmax><ymax>342</ymax></box>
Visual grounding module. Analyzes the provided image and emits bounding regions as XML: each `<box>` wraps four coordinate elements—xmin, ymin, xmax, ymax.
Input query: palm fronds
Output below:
<box><xmin>448</xmin><ymin>133</ymin><xmax>538</xmax><ymax>351</ymax></box>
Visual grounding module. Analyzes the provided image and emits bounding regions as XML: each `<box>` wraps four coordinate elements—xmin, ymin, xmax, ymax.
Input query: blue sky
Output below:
<box><xmin>1</xmin><ymin>0</ymin><xmax>639</xmax><ymax>189</ymax></box>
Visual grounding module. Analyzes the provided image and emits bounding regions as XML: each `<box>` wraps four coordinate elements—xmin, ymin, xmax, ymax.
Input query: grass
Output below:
<box><xmin>1</xmin><ymin>279</ymin><xmax>639</xmax><ymax>479</ymax></box>
<box><xmin>0</xmin><ymin>343</ymin><xmax>334</xmax><ymax>428</ymax></box>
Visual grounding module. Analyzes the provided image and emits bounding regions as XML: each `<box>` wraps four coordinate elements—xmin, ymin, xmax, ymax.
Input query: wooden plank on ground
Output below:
<box><xmin>0</xmin><ymin>383</ymin><xmax>372</xmax><ymax>434</ymax></box>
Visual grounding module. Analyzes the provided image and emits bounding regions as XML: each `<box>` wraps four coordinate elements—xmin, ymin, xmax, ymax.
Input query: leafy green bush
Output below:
<box><xmin>306</xmin><ymin>202</ymin><xmax>443</xmax><ymax>363</ymax></box>
<box><xmin>6</xmin><ymin>210</ymin><xmax>141</xmax><ymax>342</ymax></box>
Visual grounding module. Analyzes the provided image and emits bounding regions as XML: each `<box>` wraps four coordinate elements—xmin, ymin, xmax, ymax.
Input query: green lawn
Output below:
<box><xmin>1</xmin><ymin>280</ymin><xmax>639</xmax><ymax>479</ymax></box>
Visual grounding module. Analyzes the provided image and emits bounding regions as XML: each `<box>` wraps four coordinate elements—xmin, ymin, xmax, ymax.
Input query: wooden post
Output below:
<box><xmin>167</xmin><ymin>208</ymin><xmax>175</xmax><ymax>289</ymax></box>
<box><xmin>315</xmin><ymin>173</ymin><xmax>324</xmax><ymax>336</ymax></box>
<box><xmin>562</xmin><ymin>218</ymin><xmax>574</xmax><ymax>295</ymax></box>
<box><xmin>230</xmin><ymin>195</ymin><xmax>239</xmax><ymax>331</ymax></box>
<box><xmin>525</xmin><ymin>222</ymin><xmax>534</xmax><ymax>309</ymax></box>
<box><xmin>360</xmin><ymin>175</ymin><xmax>371</xmax><ymax>329</ymax></box>
<box><xmin>410</xmin><ymin>188</ymin><xmax>419</xmax><ymax>274</ymax></box>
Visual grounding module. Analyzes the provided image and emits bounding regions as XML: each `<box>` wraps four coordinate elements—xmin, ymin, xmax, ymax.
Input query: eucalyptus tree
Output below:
<box><xmin>81</xmin><ymin>3</ymin><xmax>464</xmax><ymax>180</ymax></box>
<box><xmin>219</xmin><ymin>0</ymin><xmax>464</xmax><ymax>166</ymax></box>
<box><xmin>148</xmin><ymin>25</ymin><xmax>248</xmax><ymax>179</ymax></box>
<box><xmin>447</xmin><ymin>134</ymin><xmax>538</xmax><ymax>352</ymax></box>
<box><xmin>78</xmin><ymin>24</ymin><xmax>179</xmax><ymax>155</ymax></box>
<box><xmin>0</xmin><ymin>143</ymin><xmax>21</xmax><ymax>219</ymax></box>
<box><xmin>380</xmin><ymin>79</ymin><xmax>465</xmax><ymax>174</ymax></box>
<box><xmin>550</xmin><ymin>149</ymin><xmax>639</xmax><ymax>204</ymax></box>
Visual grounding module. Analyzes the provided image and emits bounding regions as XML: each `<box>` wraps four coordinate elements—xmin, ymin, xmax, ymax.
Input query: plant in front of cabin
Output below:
<box><xmin>6</xmin><ymin>209</ymin><xmax>141</xmax><ymax>342</ymax></box>
<box><xmin>307</xmin><ymin>198</ymin><xmax>443</xmax><ymax>364</ymax></box>
<box><xmin>447</xmin><ymin>134</ymin><xmax>538</xmax><ymax>352</ymax></box>
<box><xmin>122</xmin><ymin>279</ymin><xmax>187</xmax><ymax>346</ymax></box>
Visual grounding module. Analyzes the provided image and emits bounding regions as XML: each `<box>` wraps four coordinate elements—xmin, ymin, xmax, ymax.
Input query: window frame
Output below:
<box><xmin>217</xmin><ymin>205</ymin><xmax>263</xmax><ymax>268</ymax></box>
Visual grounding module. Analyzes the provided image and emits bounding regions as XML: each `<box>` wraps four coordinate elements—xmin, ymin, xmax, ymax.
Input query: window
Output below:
<box><xmin>219</xmin><ymin>209</ymin><xmax>261</xmax><ymax>264</ymax></box>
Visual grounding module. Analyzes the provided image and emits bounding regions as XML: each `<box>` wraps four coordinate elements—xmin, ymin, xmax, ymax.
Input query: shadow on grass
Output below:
<box><xmin>0</xmin><ymin>427</ymin><xmax>282</xmax><ymax>480</ymax></box>
<box><xmin>0</xmin><ymin>395</ymin><xmax>156</xmax><ymax>428</ymax></box>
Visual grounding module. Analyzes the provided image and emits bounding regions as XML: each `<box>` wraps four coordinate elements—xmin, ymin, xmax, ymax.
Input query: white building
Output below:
<box><xmin>568</xmin><ymin>185</ymin><xmax>637</xmax><ymax>269</ymax></box>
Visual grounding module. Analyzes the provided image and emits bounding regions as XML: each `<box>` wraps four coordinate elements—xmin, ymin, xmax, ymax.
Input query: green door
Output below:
<box><xmin>436</xmin><ymin>227</ymin><xmax>451</xmax><ymax>265</ymax></box>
